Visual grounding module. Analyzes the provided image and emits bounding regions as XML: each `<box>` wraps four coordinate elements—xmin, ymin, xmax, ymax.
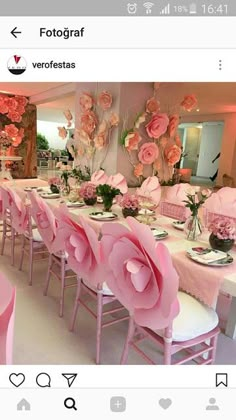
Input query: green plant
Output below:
<box><xmin>71</xmin><ymin>166</ymin><xmax>91</xmax><ymax>182</ymax></box>
<box><xmin>60</xmin><ymin>149</ymin><xmax>69</xmax><ymax>157</ymax></box>
<box><xmin>96</xmin><ymin>184</ymin><xmax>121</xmax><ymax>211</ymax></box>
<box><xmin>37</xmin><ymin>133</ymin><xmax>49</xmax><ymax>150</ymax></box>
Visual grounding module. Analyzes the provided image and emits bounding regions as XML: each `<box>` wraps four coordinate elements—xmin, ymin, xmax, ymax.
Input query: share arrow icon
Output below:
<box><xmin>62</xmin><ymin>373</ymin><xmax>77</xmax><ymax>388</ymax></box>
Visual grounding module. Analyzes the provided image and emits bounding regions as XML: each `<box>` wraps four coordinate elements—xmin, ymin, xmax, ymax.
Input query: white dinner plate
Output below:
<box><xmin>151</xmin><ymin>227</ymin><xmax>168</xmax><ymax>240</ymax></box>
<box><xmin>172</xmin><ymin>220</ymin><xmax>185</xmax><ymax>230</ymax></box>
<box><xmin>187</xmin><ymin>247</ymin><xmax>234</xmax><ymax>267</ymax></box>
<box><xmin>89</xmin><ymin>212</ymin><xmax>118</xmax><ymax>221</ymax></box>
<box><xmin>66</xmin><ymin>201</ymin><xmax>85</xmax><ymax>208</ymax></box>
<box><xmin>40</xmin><ymin>192</ymin><xmax>60</xmax><ymax>199</ymax></box>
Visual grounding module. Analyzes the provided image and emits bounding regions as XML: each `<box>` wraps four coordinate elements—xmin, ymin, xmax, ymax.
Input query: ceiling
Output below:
<box><xmin>1</xmin><ymin>82</ymin><xmax>236</xmax><ymax>123</ymax></box>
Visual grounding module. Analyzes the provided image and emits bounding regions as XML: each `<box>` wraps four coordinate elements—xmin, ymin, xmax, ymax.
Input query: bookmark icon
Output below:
<box><xmin>62</xmin><ymin>373</ymin><xmax>77</xmax><ymax>388</ymax></box>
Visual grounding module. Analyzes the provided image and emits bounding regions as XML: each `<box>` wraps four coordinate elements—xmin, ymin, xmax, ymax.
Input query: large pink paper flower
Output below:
<box><xmin>97</xmin><ymin>91</ymin><xmax>112</xmax><ymax>110</ymax></box>
<box><xmin>79</xmin><ymin>92</ymin><xmax>94</xmax><ymax>111</ymax></box>
<box><xmin>101</xmin><ymin>217</ymin><xmax>179</xmax><ymax>329</ymax></box>
<box><xmin>181</xmin><ymin>94</ymin><xmax>197</xmax><ymax>112</ymax></box>
<box><xmin>146</xmin><ymin>113</ymin><xmax>169</xmax><ymax>139</ymax></box>
<box><xmin>15</xmin><ymin>96</ymin><xmax>28</xmax><ymax>107</ymax></box>
<box><xmin>168</xmin><ymin>114</ymin><xmax>179</xmax><ymax>138</ymax></box>
<box><xmin>81</xmin><ymin>110</ymin><xmax>98</xmax><ymax>135</ymax></box>
<box><xmin>4</xmin><ymin>97</ymin><xmax>17</xmax><ymax>112</ymax></box>
<box><xmin>164</xmin><ymin>144</ymin><xmax>181</xmax><ymax>166</ymax></box>
<box><xmin>138</xmin><ymin>142</ymin><xmax>159</xmax><ymax>165</ymax></box>
<box><xmin>91</xmin><ymin>169</ymin><xmax>108</xmax><ymax>185</ymax></box>
<box><xmin>146</xmin><ymin>97</ymin><xmax>160</xmax><ymax>114</ymax></box>
<box><xmin>0</xmin><ymin>97</ymin><xmax>8</xmax><ymax>114</ymax></box>
<box><xmin>4</xmin><ymin>124</ymin><xmax>18</xmax><ymax>138</ymax></box>
<box><xmin>125</xmin><ymin>131</ymin><xmax>141</xmax><ymax>152</ymax></box>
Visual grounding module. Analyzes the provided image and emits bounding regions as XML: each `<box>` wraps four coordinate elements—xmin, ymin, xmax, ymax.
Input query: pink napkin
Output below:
<box><xmin>137</xmin><ymin>176</ymin><xmax>161</xmax><ymax>205</ymax></box>
<box><xmin>165</xmin><ymin>183</ymin><xmax>191</xmax><ymax>205</ymax></box>
<box><xmin>172</xmin><ymin>251</ymin><xmax>236</xmax><ymax>307</ymax></box>
<box><xmin>91</xmin><ymin>170</ymin><xmax>108</xmax><ymax>185</ymax></box>
<box><xmin>107</xmin><ymin>173</ymin><xmax>128</xmax><ymax>194</ymax></box>
<box><xmin>205</xmin><ymin>187</ymin><xmax>236</xmax><ymax>218</ymax></box>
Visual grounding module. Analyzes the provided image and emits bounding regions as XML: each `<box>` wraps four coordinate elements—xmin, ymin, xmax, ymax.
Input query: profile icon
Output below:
<box><xmin>8</xmin><ymin>55</ymin><xmax>27</xmax><ymax>75</ymax></box>
<box><xmin>206</xmin><ymin>398</ymin><xmax>219</xmax><ymax>410</ymax></box>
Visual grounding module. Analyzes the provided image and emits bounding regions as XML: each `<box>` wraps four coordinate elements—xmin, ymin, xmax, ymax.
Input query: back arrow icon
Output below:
<box><xmin>11</xmin><ymin>27</ymin><xmax>22</xmax><ymax>38</ymax></box>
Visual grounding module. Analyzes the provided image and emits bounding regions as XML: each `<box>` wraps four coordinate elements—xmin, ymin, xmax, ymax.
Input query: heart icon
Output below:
<box><xmin>9</xmin><ymin>373</ymin><xmax>25</xmax><ymax>387</ymax></box>
<box><xmin>159</xmin><ymin>398</ymin><xmax>172</xmax><ymax>410</ymax></box>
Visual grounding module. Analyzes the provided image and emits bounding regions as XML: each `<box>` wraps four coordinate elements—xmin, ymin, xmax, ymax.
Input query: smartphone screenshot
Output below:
<box><xmin>0</xmin><ymin>0</ymin><xmax>236</xmax><ymax>418</ymax></box>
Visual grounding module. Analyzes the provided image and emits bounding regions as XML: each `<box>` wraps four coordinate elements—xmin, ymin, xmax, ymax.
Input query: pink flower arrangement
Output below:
<box><xmin>119</xmin><ymin>193</ymin><xmax>140</xmax><ymax>210</ymax></box>
<box><xmin>0</xmin><ymin>94</ymin><xmax>27</xmax><ymax>152</ymax></box>
<box><xmin>208</xmin><ymin>217</ymin><xmax>236</xmax><ymax>241</ymax></box>
<box><xmin>0</xmin><ymin>130</ymin><xmax>12</xmax><ymax>149</ymax></box>
<box><xmin>80</xmin><ymin>182</ymin><xmax>97</xmax><ymax>200</ymax></box>
<box><xmin>75</xmin><ymin>89</ymin><xmax>119</xmax><ymax>161</ymax></box>
<box><xmin>121</xmin><ymin>83</ymin><xmax>197</xmax><ymax>183</ymax></box>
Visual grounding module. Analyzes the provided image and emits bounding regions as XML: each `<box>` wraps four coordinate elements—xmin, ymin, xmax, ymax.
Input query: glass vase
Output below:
<box><xmin>60</xmin><ymin>183</ymin><xmax>70</xmax><ymax>197</ymax></box>
<box><xmin>184</xmin><ymin>213</ymin><xmax>202</xmax><ymax>241</ymax></box>
<box><xmin>102</xmin><ymin>196</ymin><xmax>113</xmax><ymax>212</ymax></box>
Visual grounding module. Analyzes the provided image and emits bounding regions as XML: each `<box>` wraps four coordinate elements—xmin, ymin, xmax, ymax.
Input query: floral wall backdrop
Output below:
<box><xmin>0</xmin><ymin>93</ymin><xmax>37</xmax><ymax>178</ymax></box>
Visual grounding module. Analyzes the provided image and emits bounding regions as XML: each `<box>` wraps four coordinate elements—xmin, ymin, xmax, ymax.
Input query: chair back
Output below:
<box><xmin>0</xmin><ymin>273</ymin><xmax>16</xmax><ymax>364</ymax></box>
<box><xmin>107</xmin><ymin>173</ymin><xmax>128</xmax><ymax>194</ymax></box>
<box><xmin>100</xmin><ymin>216</ymin><xmax>179</xmax><ymax>330</ymax></box>
<box><xmin>28</xmin><ymin>191</ymin><xmax>58</xmax><ymax>253</ymax></box>
<box><xmin>91</xmin><ymin>169</ymin><xmax>108</xmax><ymax>185</ymax></box>
<box><xmin>204</xmin><ymin>187</ymin><xmax>236</xmax><ymax>219</ymax></box>
<box><xmin>137</xmin><ymin>176</ymin><xmax>161</xmax><ymax>205</ymax></box>
<box><xmin>55</xmin><ymin>205</ymin><xmax>102</xmax><ymax>287</ymax></box>
<box><xmin>4</xmin><ymin>187</ymin><xmax>28</xmax><ymax>234</ymax></box>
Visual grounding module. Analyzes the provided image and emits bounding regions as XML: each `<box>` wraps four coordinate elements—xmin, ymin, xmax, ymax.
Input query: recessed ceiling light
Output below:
<box><xmin>196</xmin><ymin>108</ymin><xmax>200</xmax><ymax>112</ymax></box>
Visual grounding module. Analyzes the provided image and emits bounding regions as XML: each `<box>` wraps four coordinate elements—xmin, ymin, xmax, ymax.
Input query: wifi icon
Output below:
<box><xmin>143</xmin><ymin>2</ymin><xmax>154</xmax><ymax>14</ymax></box>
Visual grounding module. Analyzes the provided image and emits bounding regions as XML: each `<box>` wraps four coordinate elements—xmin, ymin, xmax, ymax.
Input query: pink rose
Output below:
<box><xmin>94</xmin><ymin>132</ymin><xmax>107</xmax><ymax>150</ymax></box>
<box><xmin>168</xmin><ymin>114</ymin><xmax>179</xmax><ymax>137</ymax></box>
<box><xmin>15</xmin><ymin>105</ymin><xmax>26</xmax><ymax>115</ymax></box>
<box><xmin>4</xmin><ymin>124</ymin><xmax>19</xmax><ymax>138</ymax></box>
<box><xmin>181</xmin><ymin>94</ymin><xmax>197</xmax><ymax>112</ymax></box>
<box><xmin>81</xmin><ymin>110</ymin><xmax>98</xmax><ymax>135</ymax></box>
<box><xmin>15</xmin><ymin>96</ymin><xmax>28</xmax><ymax>107</ymax></box>
<box><xmin>138</xmin><ymin>142</ymin><xmax>159</xmax><ymax>165</ymax></box>
<box><xmin>165</xmin><ymin>144</ymin><xmax>181</xmax><ymax>166</ymax></box>
<box><xmin>97</xmin><ymin>91</ymin><xmax>112</xmax><ymax>110</ymax></box>
<box><xmin>125</xmin><ymin>131</ymin><xmax>141</xmax><ymax>152</ymax></box>
<box><xmin>76</xmin><ymin>128</ymin><xmax>91</xmax><ymax>145</ymax></box>
<box><xmin>146</xmin><ymin>97</ymin><xmax>160</xmax><ymax>114</ymax></box>
<box><xmin>146</xmin><ymin>113</ymin><xmax>169</xmax><ymax>139</ymax></box>
<box><xmin>134</xmin><ymin>162</ymin><xmax>143</xmax><ymax>178</ymax></box>
<box><xmin>58</xmin><ymin>126</ymin><xmax>67</xmax><ymax>139</ymax></box>
<box><xmin>7</xmin><ymin>111</ymin><xmax>22</xmax><ymax>123</ymax></box>
<box><xmin>12</xmin><ymin>128</ymin><xmax>24</xmax><ymax>147</ymax></box>
<box><xmin>4</xmin><ymin>97</ymin><xmax>17</xmax><ymax>112</ymax></box>
<box><xmin>79</xmin><ymin>92</ymin><xmax>94</xmax><ymax>111</ymax></box>
<box><xmin>109</xmin><ymin>112</ymin><xmax>119</xmax><ymax>127</ymax></box>
<box><xmin>0</xmin><ymin>98</ymin><xmax>8</xmax><ymax>114</ymax></box>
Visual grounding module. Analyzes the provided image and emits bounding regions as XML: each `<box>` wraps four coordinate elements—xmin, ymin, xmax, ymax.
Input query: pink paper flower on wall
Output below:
<box><xmin>164</xmin><ymin>144</ymin><xmax>182</xmax><ymax>166</ymax></box>
<box><xmin>94</xmin><ymin>133</ymin><xmax>106</xmax><ymax>150</ymax></box>
<box><xmin>134</xmin><ymin>162</ymin><xmax>143</xmax><ymax>178</ymax></box>
<box><xmin>4</xmin><ymin>124</ymin><xmax>19</xmax><ymax>138</ymax></box>
<box><xmin>81</xmin><ymin>110</ymin><xmax>98</xmax><ymax>135</ymax></box>
<box><xmin>181</xmin><ymin>94</ymin><xmax>197</xmax><ymax>112</ymax></box>
<box><xmin>15</xmin><ymin>96</ymin><xmax>28</xmax><ymax>108</ymax></box>
<box><xmin>58</xmin><ymin>126</ymin><xmax>67</xmax><ymax>139</ymax></box>
<box><xmin>146</xmin><ymin>97</ymin><xmax>160</xmax><ymax>114</ymax></box>
<box><xmin>146</xmin><ymin>113</ymin><xmax>169</xmax><ymax>139</ymax></box>
<box><xmin>168</xmin><ymin>114</ymin><xmax>179</xmax><ymax>138</ymax></box>
<box><xmin>97</xmin><ymin>91</ymin><xmax>112</xmax><ymax>110</ymax></box>
<box><xmin>4</xmin><ymin>97</ymin><xmax>18</xmax><ymax>112</ymax></box>
<box><xmin>138</xmin><ymin>142</ymin><xmax>159</xmax><ymax>165</ymax></box>
<box><xmin>109</xmin><ymin>112</ymin><xmax>119</xmax><ymax>127</ymax></box>
<box><xmin>125</xmin><ymin>131</ymin><xmax>141</xmax><ymax>152</ymax></box>
<box><xmin>101</xmin><ymin>217</ymin><xmax>179</xmax><ymax>330</ymax></box>
<box><xmin>79</xmin><ymin>92</ymin><xmax>94</xmax><ymax>111</ymax></box>
<box><xmin>7</xmin><ymin>111</ymin><xmax>22</xmax><ymax>123</ymax></box>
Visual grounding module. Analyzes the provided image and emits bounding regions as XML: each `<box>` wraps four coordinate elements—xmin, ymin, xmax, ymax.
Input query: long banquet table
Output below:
<box><xmin>5</xmin><ymin>179</ymin><xmax>236</xmax><ymax>340</ymax></box>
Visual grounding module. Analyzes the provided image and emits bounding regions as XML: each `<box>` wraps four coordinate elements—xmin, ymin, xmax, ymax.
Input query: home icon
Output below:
<box><xmin>17</xmin><ymin>399</ymin><xmax>31</xmax><ymax>411</ymax></box>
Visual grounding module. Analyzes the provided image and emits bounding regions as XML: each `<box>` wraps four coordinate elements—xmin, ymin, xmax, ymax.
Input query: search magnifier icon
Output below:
<box><xmin>64</xmin><ymin>397</ymin><xmax>77</xmax><ymax>410</ymax></box>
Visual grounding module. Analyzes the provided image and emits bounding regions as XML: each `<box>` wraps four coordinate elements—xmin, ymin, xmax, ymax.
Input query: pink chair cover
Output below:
<box><xmin>54</xmin><ymin>205</ymin><xmax>102</xmax><ymax>286</ymax></box>
<box><xmin>91</xmin><ymin>170</ymin><xmax>108</xmax><ymax>186</ymax></box>
<box><xmin>107</xmin><ymin>173</ymin><xmax>128</xmax><ymax>194</ymax></box>
<box><xmin>137</xmin><ymin>176</ymin><xmax>161</xmax><ymax>205</ymax></box>
<box><xmin>0</xmin><ymin>273</ymin><xmax>16</xmax><ymax>364</ymax></box>
<box><xmin>28</xmin><ymin>191</ymin><xmax>58</xmax><ymax>253</ymax></box>
<box><xmin>101</xmin><ymin>217</ymin><xmax>179</xmax><ymax>330</ymax></box>
<box><xmin>164</xmin><ymin>183</ymin><xmax>191</xmax><ymax>205</ymax></box>
<box><xmin>5</xmin><ymin>187</ymin><xmax>28</xmax><ymax>234</ymax></box>
<box><xmin>204</xmin><ymin>187</ymin><xmax>236</xmax><ymax>218</ymax></box>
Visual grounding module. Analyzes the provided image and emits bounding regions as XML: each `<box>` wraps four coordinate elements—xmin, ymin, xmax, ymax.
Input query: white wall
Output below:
<box><xmin>37</xmin><ymin>120</ymin><xmax>69</xmax><ymax>150</ymax></box>
<box><xmin>196</xmin><ymin>122</ymin><xmax>223</xmax><ymax>177</ymax></box>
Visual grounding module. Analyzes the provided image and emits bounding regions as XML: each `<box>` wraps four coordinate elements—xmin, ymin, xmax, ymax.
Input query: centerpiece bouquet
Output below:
<box><xmin>119</xmin><ymin>193</ymin><xmax>140</xmax><ymax>218</ymax></box>
<box><xmin>208</xmin><ymin>217</ymin><xmax>236</xmax><ymax>252</ymax></box>
<box><xmin>183</xmin><ymin>188</ymin><xmax>210</xmax><ymax>240</ymax></box>
<box><xmin>96</xmin><ymin>184</ymin><xmax>121</xmax><ymax>212</ymax></box>
<box><xmin>80</xmin><ymin>182</ymin><xmax>97</xmax><ymax>206</ymax></box>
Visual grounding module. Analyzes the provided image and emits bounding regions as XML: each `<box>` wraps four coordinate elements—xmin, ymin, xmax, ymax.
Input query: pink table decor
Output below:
<box><xmin>137</xmin><ymin>176</ymin><xmax>161</xmax><ymax>205</ymax></box>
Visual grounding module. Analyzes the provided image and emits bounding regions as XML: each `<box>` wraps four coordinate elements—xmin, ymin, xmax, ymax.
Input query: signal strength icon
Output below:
<box><xmin>143</xmin><ymin>2</ymin><xmax>154</xmax><ymax>14</ymax></box>
<box><xmin>160</xmin><ymin>3</ymin><xmax>170</xmax><ymax>14</ymax></box>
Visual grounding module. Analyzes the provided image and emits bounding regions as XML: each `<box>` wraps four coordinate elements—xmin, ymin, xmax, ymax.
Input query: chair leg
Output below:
<box><xmin>59</xmin><ymin>257</ymin><xmax>66</xmax><ymax>317</ymax></box>
<box><xmin>19</xmin><ymin>236</ymin><xmax>25</xmax><ymax>271</ymax></box>
<box><xmin>28</xmin><ymin>240</ymin><xmax>34</xmax><ymax>286</ymax></box>
<box><xmin>44</xmin><ymin>254</ymin><xmax>52</xmax><ymax>296</ymax></box>
<box><xmin>70</xmin><ymin>277</ymin><xmax>82</xmax><ymax>332</ymax></box>
<box><xmin>120</xmin><ymin>317</ymin><xmax>135</xmax><ymax>364</ymax></box>
<box><xmin>210</xmin><ymin>334</ymin><xmax>218</xmax><ymax>364</ymax></box>
<box><xmin>96</xmin><ymin>292</ymin><xmax>103</xmax><ymax>365</ymax></box>
<box><xmin>11</xmin><ymin>227</ymin><xmax>15</xmax><ymax>266</ymax></box>
<box><xmin>1</xmin><ymin>220</ymin><xmax>7</xmax><ymax>256</ymax></box>
<box><xmin>163</xmin><ymin>340</ymin><xmax>172</xmax><ymax>365</ymax></box>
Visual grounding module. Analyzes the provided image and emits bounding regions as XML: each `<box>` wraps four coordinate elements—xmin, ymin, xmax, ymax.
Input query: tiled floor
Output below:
<box><xmin>1</xmin><ymin>236</ymin><xmax>236</xmax><ymax>365</ymax></box>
